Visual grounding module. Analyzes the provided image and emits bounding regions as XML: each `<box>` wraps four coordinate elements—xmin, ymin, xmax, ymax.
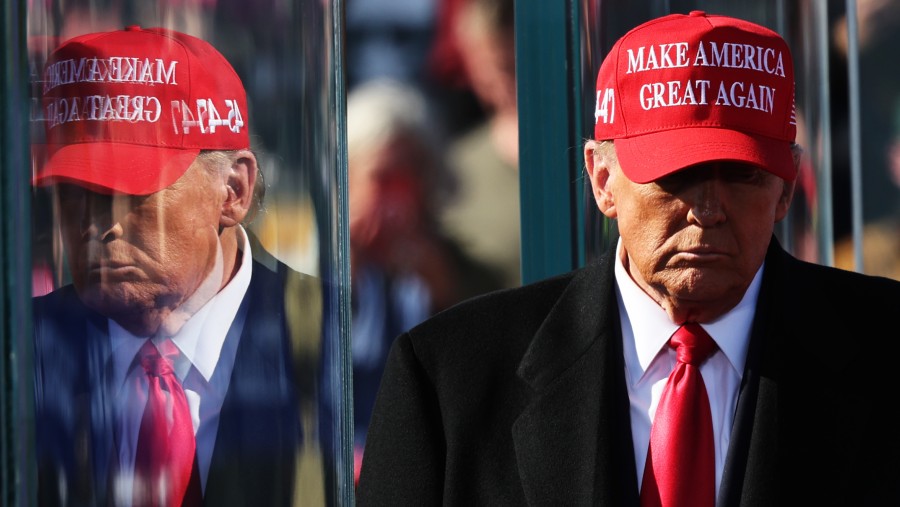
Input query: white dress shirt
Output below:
<box><xmin>109</xmin><ymin>227</ymin><xmax>253</xmax><ymax>503</ymax></box>
<box><xmin>613</xmin><ymin>239</ymin><xmax>761</xmax><ymax>498</ymax></box>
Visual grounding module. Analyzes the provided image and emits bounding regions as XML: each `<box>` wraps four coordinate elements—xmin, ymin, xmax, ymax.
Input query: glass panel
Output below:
<box><xmin>25</xmin><ymin>1</ymin><xmax>351</xmax><ymax>505</ymax></box>
<box><xmin>515</xmin><ymin>0</ymin><xmax>582</xmax><ymax>281</ymax></box>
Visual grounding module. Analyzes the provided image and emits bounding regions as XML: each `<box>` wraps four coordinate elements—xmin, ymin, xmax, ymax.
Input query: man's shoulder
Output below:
<box><xmin>245</xmin><ymin>254</ymin><xmax>325</xmax><ymax>349</ymax></box>
<box><xmin>778</xmin><ymin>250</ymin><xmax>900</xmax><ymax>294</ymax></box>
<box><xmin>33</xmin><ymin>284</ymin><xmax>91</xmax><ymax>324</ymax></box>
<box><xmin>32</xmin><ymin>286</ymin><xmax>99</xmax><ymax>383</ymax></box>
<box><xmin>769</xmin><ymin>246</ymin><xmax>900</xmax><ymax>318</ymax></box>
<box><xmin>389</xmin><ymin>261</ymin><xmax>612</xmax><ymax>395</ymax></box>
<box><xmin>406</xmin><ymin>268</ymin><xmax>584</xmax><ymax>349</ymax></box>
<box><xmin>248</xmin><ymin>253</ymin><xmax>322</xmax><ymax>294</ymax></box>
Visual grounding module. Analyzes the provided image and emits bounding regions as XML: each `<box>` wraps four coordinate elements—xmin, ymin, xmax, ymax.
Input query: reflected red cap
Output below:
<box><xmin>34</xmin><ymin>26</ymin><xmax>249</xmax><ymax>194</ymax></box>
<box><xmin>593</xmin><ymin>11</ymin><xmax>797</xmax><ymax>183</ymax></box>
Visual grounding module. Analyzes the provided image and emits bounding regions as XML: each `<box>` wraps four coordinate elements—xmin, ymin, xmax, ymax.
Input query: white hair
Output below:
<box><xmin>346</xmin><ymin>78</ymin><xmax>436</xmax><ymax>159</ymax></box>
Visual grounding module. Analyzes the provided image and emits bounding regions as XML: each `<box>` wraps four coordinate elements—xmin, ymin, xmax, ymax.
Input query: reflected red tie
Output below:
<box><xmin>640</xmin><ymin>323</ymin><xmax>717</xmax><ymax>507</ymax></box>
<box><xmin>133</xmin><ymin>340</ymin><xmax>202</xmax><ymax>507</ymax></box>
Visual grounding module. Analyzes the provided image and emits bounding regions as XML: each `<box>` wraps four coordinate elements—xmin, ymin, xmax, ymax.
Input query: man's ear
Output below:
<box><xmin>774</xmin><ymin>176</ymin><xmax>796</xmax><ymax>223</ymax></box>
<box><xmin>584</xmin><ymin>141</ymin><xmax>618</xmax><ymax>219</ymax></box>
<box><xmin>220</xmin><ymin>149</ymin><xmax>258</xmax><ymax>228</ymax></box>
<box><xmin>774</xmin><ymin>144</ymin><xmax>803</xmax><ymax>222</ymax></box>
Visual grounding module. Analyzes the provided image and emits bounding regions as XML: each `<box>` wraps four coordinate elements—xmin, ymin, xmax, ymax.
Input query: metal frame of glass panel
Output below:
<box><xmin>2</xmin><ymin>0</ymin><xmax>37</xmax><ymax>504</ymax></box>
<box><xmin>515</xmin><ymin>0</ymin><xmax>586</xmax><ymax>283</ymax></box>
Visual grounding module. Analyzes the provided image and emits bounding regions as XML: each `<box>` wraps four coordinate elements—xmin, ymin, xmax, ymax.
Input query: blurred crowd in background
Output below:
<box><xmin>828</xmin><ymin>0</ymin><xmax>900</xmax><ymax>279</ymax></box>
<box><xmin>345</xmin><ymin>0</ymin><xmax>519</xmax><ymax>481</ymax></box>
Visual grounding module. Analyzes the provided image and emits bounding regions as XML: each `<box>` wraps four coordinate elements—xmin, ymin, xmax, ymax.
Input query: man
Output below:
<box><xmin>435</xmin><ymin>0</ymin><xmax>521</xmax><ymax>290</ymax></box>
<box><xmin>357</xmin><ymin>11</ymin><xmax>900</xmax><ymax>506</ymax></box>
<box><xmin>32</xmin><ymin>27</ymin><xmax>327</xmax><ymax>506</ymax></box>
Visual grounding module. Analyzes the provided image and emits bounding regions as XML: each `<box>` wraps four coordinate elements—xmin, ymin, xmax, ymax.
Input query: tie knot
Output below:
<box><xmin>669</xmin><ymin>323</ymin><xmax>717</xmax><ymax>366</ymax></box>
<box><xmin>139</xmin><ymin>340</ymin><xmax>177</xmax><ymax>377</ymax></box>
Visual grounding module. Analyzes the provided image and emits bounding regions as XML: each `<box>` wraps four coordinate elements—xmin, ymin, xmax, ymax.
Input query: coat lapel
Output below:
<box><xmin>717</xmin><ymin>291</ymin><xmax>778</xmax><ymax>507</ymax></box>
<box><xmin>203</xmin><ymin>260</ymin><xmax>300</xmax><ymax>506</ymax></box>
<box><xmin>512</xmin><ymin>253</ymin><xmax>639</xmax><ymax>507</ymax></box>
<box><xmin>719</xmin><ymin>239</ymin><xmax>789</xmax><ymax>506</ymax></box>
<box><xmin>726</xmin><ymin>238</ymin><xmax>900</xmax><ymax>505</ymax></box>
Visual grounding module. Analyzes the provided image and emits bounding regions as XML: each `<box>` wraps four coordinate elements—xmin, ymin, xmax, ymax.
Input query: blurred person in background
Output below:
<box><xmin>347</xmin><ymin>78</ymin><xmax>503</xmax><ymax>482</ymax></box>
<box><xmin>431</xmin><ymin>0</ymin><xmax>521</xmax><ymax>290</ymax></box>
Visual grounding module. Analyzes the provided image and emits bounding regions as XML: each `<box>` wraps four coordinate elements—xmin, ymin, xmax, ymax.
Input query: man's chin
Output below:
<box><xmin>666</xmin><ymin>267</ymin><xmax>743</xmax><ymax>301</ymax></box>
<box><xmin>75</xmin><ymin>285</ymin><xmax>167</xmax><ymax>336</ymax></box>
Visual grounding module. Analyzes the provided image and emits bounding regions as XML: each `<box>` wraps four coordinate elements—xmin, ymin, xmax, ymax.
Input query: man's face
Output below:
<box><xmin>589</xmin><ymin>147</ymin><xmax>794</xmax><ymax>322</ymax></box>
<box><xmin>348</xmin><ymin>136</ymin><xmax>427</xmax><ymax>261</ymax></box>
<box><xmin>56</xmin><ymin>158</ymin><xmax>226</xmax><ymax>336</ymax></box>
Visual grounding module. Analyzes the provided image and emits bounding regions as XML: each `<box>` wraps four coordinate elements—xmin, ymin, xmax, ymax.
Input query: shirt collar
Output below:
<box><xmin>613</xmin><ymin>238</ymin><xmax>761</xmax><ymax>381</ymax></box>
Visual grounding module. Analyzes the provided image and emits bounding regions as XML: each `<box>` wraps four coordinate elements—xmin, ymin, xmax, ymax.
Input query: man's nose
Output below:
<box><xmin>82</xmin><ymin>193</ymin><xmax>124</xmax><ymax>241</ymax></box>
<box><xmin>687</xmin><ymin>179</ymin><xmax>726</xmax><ymax>226</ymax></box>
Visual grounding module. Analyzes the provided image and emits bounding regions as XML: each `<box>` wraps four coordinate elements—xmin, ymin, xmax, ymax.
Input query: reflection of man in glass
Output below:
<box><xmin>32</xmin><ymin>27</ymin><xmax>320</xmax><ymax>506</ymax></box>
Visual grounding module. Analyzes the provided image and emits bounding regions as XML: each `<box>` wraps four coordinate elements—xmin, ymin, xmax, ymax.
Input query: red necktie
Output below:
<box><xmin>640</xmin><ymin>323</ymin><xmax>718</xmax><ymax>507</ymax></box>
<box><xmin>133</xmin><ymin>340</ymin><xmax>202</xmax><ymax>507</ymax></box>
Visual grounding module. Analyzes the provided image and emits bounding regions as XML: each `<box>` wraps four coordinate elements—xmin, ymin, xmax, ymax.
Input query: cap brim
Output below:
<box><xmin>33</xmin><ymin>142</ymin><xmax>200</xmax><ymax>195</ymax></box>
<box><xmin>614</xmin><ymin>128</ymin><xmax>796</xmax><ymax>184</ymax></box>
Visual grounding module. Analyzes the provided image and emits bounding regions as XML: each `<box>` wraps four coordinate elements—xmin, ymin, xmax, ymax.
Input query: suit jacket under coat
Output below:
<box><xmin>357</xmin><ymin>238</ymin><xmax>900</xmax><ymax>506</ymax></box>
<box><xmin>33</xmin><ymin>258</ymin><xmax>326</xmax><ymax>506</ymax></box>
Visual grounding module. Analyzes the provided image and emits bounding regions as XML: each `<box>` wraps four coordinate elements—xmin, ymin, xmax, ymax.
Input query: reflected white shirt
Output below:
<box><xmin>613</xmin><ymin>238</ymin><xmax>760</xmax><ymax>498</ymax></box>
<box><xmin>109</xmin><ymin>227</ymin><xmax>253</xmax><ymax>501</ymax></box>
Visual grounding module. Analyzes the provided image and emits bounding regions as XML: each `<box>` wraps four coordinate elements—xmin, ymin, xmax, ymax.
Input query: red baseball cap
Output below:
<box><xmin>34</xmin><ymin>26</ymin><xmax>250</xmax><ymax>195</ymax></box>
<box><xmin>593</xmin><ymin>11</ymin><xmax>797</xmax><ymax>183</ymax></box>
